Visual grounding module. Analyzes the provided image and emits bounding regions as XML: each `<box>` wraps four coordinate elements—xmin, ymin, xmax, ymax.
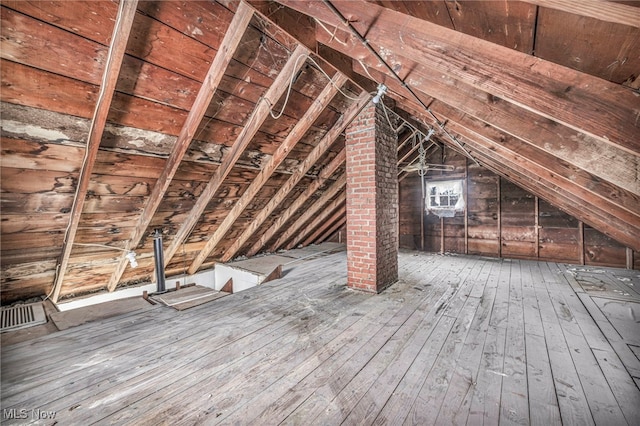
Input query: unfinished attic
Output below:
<box><xmin>1</xmin><ymin>0</ymin><xmax>639</xmax><ymax>424</ymax></box>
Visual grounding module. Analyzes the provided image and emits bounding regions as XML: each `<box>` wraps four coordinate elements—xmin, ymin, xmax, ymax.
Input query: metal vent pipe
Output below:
<box><xmin>153</xmin><ymin>229</ymin><xmax>166</xmax><ymax>293</ymax></box>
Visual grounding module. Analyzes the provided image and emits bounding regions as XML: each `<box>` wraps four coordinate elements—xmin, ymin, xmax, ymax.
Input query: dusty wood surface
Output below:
<box><xmin>2</xmin><ymin>250</ymin><xmax>638</xmax><ymax>424</ymax></box>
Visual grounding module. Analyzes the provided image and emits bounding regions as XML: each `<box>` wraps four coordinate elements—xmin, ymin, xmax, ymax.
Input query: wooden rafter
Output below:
<box><xmin>285</xmin><ymin>192</ymin><xmax>346</xmax><ymax>250</ymax></box>
<box><xmin>300</xmin><ymin>125</ymin><xmax>428</xmax><ymax>248</ymax></box>
<box><xmin>234</xmin><ymin>91</ymin><xmax>370</xmax><ymax>260</ymax></box>
<box><xmin>396</xmin><ymin>129</ymin><xmax>417</xmax><ymax>153</ymax></box>
<box><xmin>347</xmin><ymin>54</ymin><xmax>639</xmax><ymax>197</ymax></box>
<box><xmin>106</xmin><ymin>2</ymin><xmax>254</xmax><ymax>291</ymax></box>
<box><xmin>278</xmin><ymin>0</ymin><xmax>640</xmax><ymax>155</ymax></box>
<box><xmin>316</xmin><ymin>215</ymin><xmax>346</xmax><ymax>244</ymax></box>
<box><xmin>302</xmin><ymin>203</ymin><xmax>346</xmax><ymax>246</ymax></box>
<box><xmin>51</xmin><ymin>0</ymin><xmax>139</xmax><ymax>303</ymax></box>
<box><xmin>392</xmin><ymin>88</ymin><xmax>640</xmax><ymax>251</ymax></box>
<box><xmin>187</xmin><ymin>73</ymin><xmax>348</xmax><ymax>273</ymax></box>
<box><xmin>522</xmin><ymin>0</ymin><xmax>640</xmax><ymax>28</ymax></box>
<box><xmin>270</xmin><ymin>173</ymin><xmax>346</xmax><ymax>252</ymax></box>
<box><xmin>162</xmin><ymin>43</ymin><xmax>309</xmax><ymax>268</ymax></box>
<box><xmin>237</xmin><ymin>147</ymin><xmax>347</xmax><ymax>259</ymax></box>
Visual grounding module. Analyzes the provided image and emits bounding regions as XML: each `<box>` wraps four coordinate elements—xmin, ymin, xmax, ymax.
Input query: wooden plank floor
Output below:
<box><xmin>2</xmin><ymin>250</ymin><xmax>639</xmax><ymax>425</ymax></box>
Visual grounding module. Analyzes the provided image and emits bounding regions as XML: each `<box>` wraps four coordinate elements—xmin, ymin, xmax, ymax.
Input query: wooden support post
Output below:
<box><xmin>166</xmin><ymin>44</ymin><xmax>309</xmax><ymax>270</ymax></box>
<box><xmin>626</xmin><ymin>248</ymin><xmax>634</xmax><ymax>270</ymax></box>
<box><xmin>440</xmin><ymin>217</ymin><xmax>445</xmax><ymax>255</ymax></box>
<box><xmin>106</xmin><ymin>2</ymin><xmax>255</xmax><ymax>292</ymax></box>
<box><xmin>420</xmin><ymin>174</ymin><xmax>425</xmax><ymax>252</ymax></box>
<box><xmin>534</xmin><ymin>196</ymin><xmax>540</xmax><ymax>258</ymax></box>
<box><xmin>51</xmin><ymin>0</ymin><xmax>139</xmax><ymax>302</ymax></box>
<box><xmin>497</xmin><ymin>175</ymin><xmax>502</xmax><ymax>258</ymax></box>
<box><xmin>187</xmin><ymin>74</ymin><xmax>347</xmax><ymax>274</ymax></box>
<box><xmin>464</xmin><ymin>158</ymin><xmax>469</xmax><ymax>255</ymax></box>
<box><xmin>579</xmin><ymin>221</ymin><xmax>585</xmax><ymax>265</ymax></box>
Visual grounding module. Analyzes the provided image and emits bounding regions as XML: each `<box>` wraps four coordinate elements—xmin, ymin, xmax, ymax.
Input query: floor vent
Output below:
<box><xmin>1</xmin><ymin>303</ymin><xmax>47</xmax><ymax>332</ymax></box>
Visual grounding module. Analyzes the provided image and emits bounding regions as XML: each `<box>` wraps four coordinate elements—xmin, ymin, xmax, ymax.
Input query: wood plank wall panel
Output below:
<box><xmin>500</xmin><ymin>179</ymin><xmax>537</xmax><ymax>259</ymax></box>
<box><xmin>538</xmin><ymin>199</ymin><xmax>580</xmax><ymax>264</ymax></box>
<box><xmin>399</xmin><ymin>175</ymin><xmax>422</xmax><ymax>250</ymax></box>
<box><xmin>584</xmin><ymin>225</ymin><xmax>627</xmax><ymax>268</ymax></box>
<box><xmin>466</xmin><ymin>164</ymin><xmax>500</xmax><ymax>257</ymax></box>
<box><xmin>398</xmin><ymin>146</ymin><xmax>636</xmax><ymax>269</ymax></box>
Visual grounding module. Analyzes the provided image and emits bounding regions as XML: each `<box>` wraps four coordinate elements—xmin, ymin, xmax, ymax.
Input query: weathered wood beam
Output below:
<box><xmin>270</xmin><ymin>173</ymin><xmax>346</xmax><ymax>252</ymax></box>
<box><xmin>316</xmin><ymin>215</ymin><xmax>346</xmax><ymax>244</ymax></box>
<box><xmin>278</xmin><ymin>0</ymin><xmax>640</xmax><ymax>154</ymax></box>
<box><xmin>162</xmin><ymin>43</ymin><xmax>309</xmax><ymax>269</ymax></box>
<box><xmin>393</xmin><ymin>91</ymin><xmax>640</xmax><ymax>251</ymax></box>
<box><xmin>186</xmin><ymin>74</ymin><xmax>347</xmax><ymax>273</ymax></box>
<box><xmin>50</xmin><ymin>0</ymin><xmax>139</xmax><ymax>303</ymax></box>
<box><xmin>235</xmin><ymin>91</ymin><xmax>370</xmax><ymax>259</ymax></box>
<box><xmin>397</xmin><ymin>129</ymin><xmax>417</xmax><ymax>153</ymax></box>
<box><xmin>302</xmin><ymin>204</ymin><xmax>346</xmax><ymax>246</ymax></box>
<box><xmin>358</xmin><ymin>63</ymin><xmax>640</xmax><ymax>237</ymax></box>
<box><xmin>522</xmin><ymin>0</ymin><xmax>640</xmax><ymax>28</ymax></box>
<box><xmin>106</xmin><ymin>2</ymin><xmax>254</xmax><ymax>292</ymax></box>
<box><xmin>397</xmin><ymin>142</ymin><xmax>422</xmax><ymax>167</ymax></box>
<box><xmin>323</xmin><ymin>25</ymin><xmax>639</xmax><ymax>197</ymax></box>
<box><xmin>285</xmin><ymin>191</ymin><xmax>346</xmax><ymax>250</ymax></box>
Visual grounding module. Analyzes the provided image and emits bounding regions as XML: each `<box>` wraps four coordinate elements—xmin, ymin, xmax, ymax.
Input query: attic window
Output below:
<box><xmin>426</xmin><ymin>179</ymin><xmax>465</xmax><ymax>217</ymax></box>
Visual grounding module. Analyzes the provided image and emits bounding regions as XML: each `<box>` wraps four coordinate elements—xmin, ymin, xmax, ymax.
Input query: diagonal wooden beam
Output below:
<box><xmin>522</xmin><ymin>0</ymin><xmax>640</xmax><ymax>28</ymax></box>
<box><xmin>51</xmin><ymin>0</ymin><xmax>139</xmax><ymax>303</ymax></box>
<box><xmin>397</xmin><ymin>129</ymin><xmax>417</xmax><ymax>153</ymax></box>
<box><xmin>391</xmin><ymin>85</ymin><xmax>640</xmax><ymax>251</ymax></box>
<box><xmin>284</xmin><ymin>190</ymin><xmax>346</xmax><ymax>250</ymax></box>
<box><xmin>302</xmin><ymin>203</ymin><xmax>346</xmax><ymax>246</ymax></box>
<box><xmin>231</xmin><ymin>91</ymin><xmax>370</xmax><ymax>260</ymax></box>
<box><xmin>162</xmin><ymin>43</ymin><xmax>309</xmax><ymax>269</ymax></box>
<box><xmin>270</xmin><ymin>173</ymin><xmax>346</xmax><ymax>252</ymax></box>
<box><xmin>106</xmin><ymin>2</ymin><xmax>254</xmax><ymax>292</ymax></box>
<box><xmin>316</xmin><ymin>214</ymin><xmax>346</xmax><ymax>244</ymax></box>
<box><xmin>397</xmin><ymin>141</ymin><xmax>422</xmax><ymax>167</ymax></box>
<box><xmin>278</xmin><ymin>0</ymin><xmax>640</xmax><ymax>154</ymax></box>
<box><xmin>187</xmin><ymin>73</ymin><xmax>348</xmax><ymax>273</ymax></box>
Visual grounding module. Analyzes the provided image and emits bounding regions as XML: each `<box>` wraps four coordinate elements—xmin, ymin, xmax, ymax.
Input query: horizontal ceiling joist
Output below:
<box><xmin>277</xmin><ymin>0</ymin><xmax>640</xmax><ymax>155</ymax></box>
<box><xmin>106</xmin><ymin>2</ymin><xmax>255</xmax><ymax>292</ymax></box>
<box><xmin>51</xmin><ymin>0</ymin><xmax>139</xmax><ymax>302</ymax></box>
<box><xmin>187</xmin><ymin>73</ymin><xmax>348</xmax><ymax>274</ymax></box>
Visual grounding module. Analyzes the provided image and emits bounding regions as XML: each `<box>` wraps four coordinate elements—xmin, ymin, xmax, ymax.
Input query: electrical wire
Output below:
<box><xmin>73</xmin><ymin>243</ymin><xmax>131</xmax><ymax>252</ymax></box>
<box><xmin>322</xmin><ymin>0</ymin><xmax>479</xmax><ymax>165</ymax></box>
<box><xmin>264</xmin><ymin>50</ymin><xmax>363</xmax><ymax>119</ymax></box>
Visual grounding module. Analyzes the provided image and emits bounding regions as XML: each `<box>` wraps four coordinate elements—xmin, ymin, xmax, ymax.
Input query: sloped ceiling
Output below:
<box><xmin>1</xmin><ymin>0</ymin><xmax>639</xmax><ymax>303</ymax></box>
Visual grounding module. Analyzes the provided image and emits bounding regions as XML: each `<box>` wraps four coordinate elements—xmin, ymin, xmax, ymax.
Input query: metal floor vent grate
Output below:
<box><xmin>1</xmin><ymin>303</ymin><xmax>47</xmax><ymax>332</ymax></box>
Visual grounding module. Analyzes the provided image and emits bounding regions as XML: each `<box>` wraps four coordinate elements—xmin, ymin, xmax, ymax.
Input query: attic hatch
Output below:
<box><xmin>1</xmin><ymin>303</ymin><xmax>47</xmax><ymax>332</ymax></box>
